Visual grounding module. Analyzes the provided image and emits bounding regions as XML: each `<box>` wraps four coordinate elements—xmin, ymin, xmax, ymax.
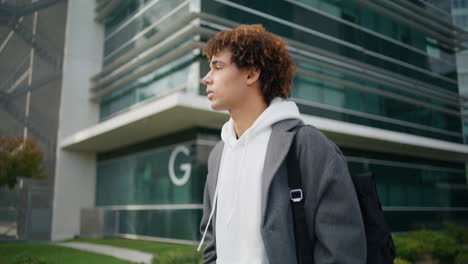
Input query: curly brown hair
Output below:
<box><xmin>202</xmin><ymin>24</ymin><xmax>296</xmax><ymax>105</ymax></box>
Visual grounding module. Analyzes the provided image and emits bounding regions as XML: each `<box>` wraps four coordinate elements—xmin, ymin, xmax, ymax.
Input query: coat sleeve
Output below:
<box><xmin>297</xmin><ymin>126</ymin><xmax>366</xmax><ymax>264</ymax></box>
<box><xmin>199</xmin><ymin>145</ymin><xmax>219</xmax><ymax>264</ymax></box>
<box><xmin>200</xmin><ymin>180</ymin><xmax>217</xmax><ymax>263</ymax></box>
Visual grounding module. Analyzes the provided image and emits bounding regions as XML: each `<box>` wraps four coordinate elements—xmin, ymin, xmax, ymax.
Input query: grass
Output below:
<box><xmin>70</xmin><ymin>237</ymin><xmax>198</xmax><ymax>255</ymax></box>
<box><xmin>0</xmin><ymin>243</ymin><xmax>134</xmax><ymax>264</ymax></box>
<box><xmin>0</xmin><ymin>237</ymin><xmax>203</xmax><ymax>264</ymax></box>
<box><xmin>69</xmin><ymin>238</ymin><xmax>203</xmax><ymax>264</ymax></box>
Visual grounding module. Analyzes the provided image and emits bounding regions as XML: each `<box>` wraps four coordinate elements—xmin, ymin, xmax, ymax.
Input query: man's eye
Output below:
<box><xmin>215</xmin><ymin>67</ymin><xmax>222</xmax><ymax>70</ymax></box>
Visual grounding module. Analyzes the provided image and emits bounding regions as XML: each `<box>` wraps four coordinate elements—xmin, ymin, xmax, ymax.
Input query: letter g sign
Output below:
<box><xmin>168</xmin><ymin>146</ymin><xmax>192</xmax><ymax>186</ymax></box>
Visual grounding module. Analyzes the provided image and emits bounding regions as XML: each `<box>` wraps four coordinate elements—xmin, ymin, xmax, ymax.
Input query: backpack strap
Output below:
<box><xmin>286</xmin><ymin>124</ymin><xmax>314</xmax><ymax>264</ymax></box>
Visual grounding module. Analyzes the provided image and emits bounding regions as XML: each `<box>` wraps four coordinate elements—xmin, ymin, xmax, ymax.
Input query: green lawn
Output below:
<box><xmin>0</xmin><ymin>238</ymin><xmax>203</xmax><ymax>264</ymax></box>
<box><xmin>70</xmin><ymin>238</ymin><xmax>203</xmax><ymax>264</ymax></box>
<box><xmin>0</xmin><ymin>243</ymin><xmax>134</xmax><ymax>264</ymax></box>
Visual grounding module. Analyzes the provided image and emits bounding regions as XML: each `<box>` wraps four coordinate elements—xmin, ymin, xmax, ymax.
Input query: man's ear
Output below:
<box><xmin>246</xmin><ymin>67</ymin><xmax>261</xmax><ymax>85</ymax></box>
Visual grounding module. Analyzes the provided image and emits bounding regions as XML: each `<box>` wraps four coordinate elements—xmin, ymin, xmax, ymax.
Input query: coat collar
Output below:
<box><xmin>208</xmin><ymin>118</ymin><xmax>303</xmax><ymax>223</ymax></box>
<box><xmin>260</xmin><ymin>118</ymin><xmax>302</xmax><ymax>222</ymax></box>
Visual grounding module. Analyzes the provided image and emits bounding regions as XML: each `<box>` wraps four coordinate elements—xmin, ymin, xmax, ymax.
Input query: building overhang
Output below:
<box><xmin>60</xmin><ymin>92</ymin><xmax>468</xmax><ymax>163</ymax></box>
<box><xmin>60</xmin><ymin>92</ymin><xmax>229</xmax><ymax>152</ymax></box>
<box><xmin>305</xmin><ymin>115</ymin><xmax>468</xmax><ymax>163</ymax></box>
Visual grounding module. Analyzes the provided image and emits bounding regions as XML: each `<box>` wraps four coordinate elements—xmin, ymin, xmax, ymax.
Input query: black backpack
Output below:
<box><xmin>286</xmin><ymin>124</ymin><xmax>396</xmax><ymax>264</ymax></box>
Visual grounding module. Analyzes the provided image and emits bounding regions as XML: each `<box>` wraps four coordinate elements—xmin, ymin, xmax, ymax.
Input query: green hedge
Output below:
<box><xmin>406</xmin><ymin>230</ymin><xmax>460</xmax><ymax>262</ymax></box>
<box><xmin>393</xmin><ymin>234</ymin><xmax>432</xmax><ymax>262</ymax></box>
<box><xmin>456</xmin><ymin>248</ymin><xmax>468</xmax><ymax>264</ymax></box>
<box><xmin>444</xmin><ymin>221</ymin><xmax>468</xmax><ymax>245</ymax></box>
<box><xmin>393</xmin><ymin>258</ymin><xmax>411</xmax><ymax>264</ymax></box>
<box><xmin>393</xmin><ymin>222</ymin><xmax>468</xmax><ymax>263</ymax></box>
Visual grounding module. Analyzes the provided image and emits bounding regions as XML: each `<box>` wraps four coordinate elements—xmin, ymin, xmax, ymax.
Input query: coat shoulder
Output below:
<box><xmin>294</xmin><ymin>124</ymin><xmax>344</xmax><ymax>164</ymax></box>
<box><xmin>296</xmin><ymin>124</ymin><xmax>335</xmax><ymax>149</ymax></box>
<box><xmin>208</xmin><ymin>140</ymin><xmax>224</xmax><ymax>164</ymax></box>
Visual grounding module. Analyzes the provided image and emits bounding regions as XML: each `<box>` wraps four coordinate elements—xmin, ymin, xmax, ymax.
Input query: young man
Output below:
<box><xmin>198</xmin><ymin>24</ymin><xmax>366</xmax><ymax>264</ymax></box>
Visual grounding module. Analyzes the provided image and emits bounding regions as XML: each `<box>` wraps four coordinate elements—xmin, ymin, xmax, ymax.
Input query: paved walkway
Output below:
<box><xmin>56</xmin><ymin>242</ymin><xmax>153</xmax><ymax>264</ymax></box>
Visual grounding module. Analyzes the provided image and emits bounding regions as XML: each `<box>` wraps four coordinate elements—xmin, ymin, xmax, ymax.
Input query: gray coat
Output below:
<box><xmin>200</xmin><ymin>118</ymin><xmax>366</xmax><ymax>264</ymax></box>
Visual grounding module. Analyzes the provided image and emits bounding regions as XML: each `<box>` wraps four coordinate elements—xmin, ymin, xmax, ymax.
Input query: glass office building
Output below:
<box><xmin>49</xmin><ymin>0</ymin><xmax>468</xmax><ymax>242</ymax></box>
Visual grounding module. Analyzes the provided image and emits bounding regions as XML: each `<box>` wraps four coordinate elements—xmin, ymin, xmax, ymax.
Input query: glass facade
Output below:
<box><xmin>93</xmin><ymin>0</ymin><xmax>468</xmax><ymax>241</ymax></box>
<box><xmin>200</xmin><ymin>0</ymin><xmax>457</xmax><ymax>88</ymax></box>
<box><xmin>96</xmin><ymin>129</ymin><xmax>214</xmax><ymax>241</ymax></box>
<box><xmin>452</xmin><ymin>2</ymin><xmax>468</xmax><ymax>143</ymax></box>
<box><xmin>103</xmin><ymin>0</ymin><xmax>190</xmax><ymax>66</ymax></box>
<box><xmin>294</xmin><ymin>0</ymin><xmax>454</xmax><ymax>65</ymax></box>
<box><xmin>99</xmin><ymin>53</ymin><xmax>199</xmax><ymax>120</ymax></box>
<box><xmin>96</xmin><ymin>130</ymin><xmax>468</xmax><ymax>236</ymax></box>
<box><xmin>342</xmin><ymin>147</ymin><xmax>468</xmax><ymax>231</ymax></box>
<box><xmin>198</xmin><ymin>0</ymin><xmax>463</xmax><ymax>143</ymax></box>
<box><xmin>96</xmin><ymin>142</ymin><xmax>205</xmax><ymax>206</ymax></box>
<box><xmin>117</xmin><ymin>209</ymin><xmax>202</xmax><ymax>241</ymax></box>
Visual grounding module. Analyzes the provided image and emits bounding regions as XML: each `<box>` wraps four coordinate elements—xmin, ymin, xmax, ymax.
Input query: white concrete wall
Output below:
<box><xmin>51</xmin><ymin>0</ymin><xmax>102</xmax><ymax>241</ymax></box>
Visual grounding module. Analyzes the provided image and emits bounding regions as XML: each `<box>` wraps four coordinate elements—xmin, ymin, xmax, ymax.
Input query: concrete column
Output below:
<box><xmin>51</xmin><ymin>0</ymin><xmax>102</xmax><ymax>241</ymax></box>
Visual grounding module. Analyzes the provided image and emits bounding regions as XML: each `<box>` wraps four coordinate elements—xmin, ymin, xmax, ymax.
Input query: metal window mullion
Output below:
<box><xmin>345</xmin><ymin>156</ymin><xmax>465</xmax><ymax>173</ymax></box>
<box><xmin>91</xmin><ymin>41</ymin><xmax>203</xmax><ymax>101</ymax></box>
<box><xmin>383</xmin><ymin>206</ymin><xmax>468</xmax><ymax>211</ymax></box>
<box><xmin>104</xmin><ymin>1</ymin><xmax>190</xmax><ymax>63</ymax></box>
<box><xmin>104</xmin><ymin>0</ymin><xmax>162</xmax><ymax>41</ymax></box>
<box><xmin>353</xmin><ymin>0</ymin><xmax>462</xmax><ymax>49</ymax></box>
<box><xmin>295</xmin><ymin>68</ymin><xmax>460</xmax><ymax>117</ymax></box>
<box><xmin>389</xmin><ymin>0</ymin><xmax>465</xmax><ymax>34</ymax></box>
<box><xmin>292</xmin><ymin>97</ymin><xmax>462</xmax><ymax>138</ymax></box>
<box><xmin>95</xmin><ymin>0</ymin><xmax>124</xmax><ymax>23</ymax></box>
<box><xmin>198</xmin><ymin>11</ymin><xmax>238</xmax><ymax>29</ymax></box>
<box><xmin>362</xmin><ymin>46</ymin><xmax>457</xmax><ymax>85</ymax></box>
<box><xmin>206</xmin><ymin>3</ymin><xmax>459</xmax><ymax>86</ymax></box>
<box><xmin>286</xmin><ymin>41</ymin><xmax>459</xmax><ymax>101</ymax></box>
<box><xmin>291</xmin><ymin>53</ymin><xmax>460</xmax><ymax>108</ymax></box>
<box><xmin>284</xmin><ymin>0</ymin><xmax>456</xmax><ymax>67</ymax></box>
<box><xmin>93</xmin><ymin>24</ymin><xmax>199</xmax><ymax>91</ymax></box>
<box><xmin>94</xmin><ymin>12</ymin><xmax>199</xmax><ymax>81</ymax></box>
<box><xmin>214</xmin><ymin>0</ymin><xmax>364</xmax><ymax>49</ymax></box>
<box><xmin>376</xmin><ymin>0</ymin><xmax>459</xmax><ymax>38</ymax></box>
<box><xmin>99</xmin><ymin>84</ymin><xmax>188</xmax><ymax>121</ymax></box>
<box><xmin>413</xmin><ymin>0</ymin><xmax>452</xmax><ymax>19</ymax></box>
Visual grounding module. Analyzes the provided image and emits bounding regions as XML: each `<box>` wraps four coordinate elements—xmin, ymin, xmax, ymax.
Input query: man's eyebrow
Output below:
<box><xmin>210</xmin><ymin>60</ymin><xmax>226</xmax><ymax>66</ymax></box>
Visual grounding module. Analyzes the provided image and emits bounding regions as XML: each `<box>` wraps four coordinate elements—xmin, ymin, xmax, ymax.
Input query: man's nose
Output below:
<box><xmin>202</xmin><ymin>72</ymin><xmax>212</xmax><ymax>86</ymax></box>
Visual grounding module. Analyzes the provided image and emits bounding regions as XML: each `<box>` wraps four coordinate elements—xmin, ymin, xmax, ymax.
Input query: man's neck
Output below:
<box><xmin>230</xmin><ymin>97</ymin><xmax>268</xmax><ymax>138</ymax></box>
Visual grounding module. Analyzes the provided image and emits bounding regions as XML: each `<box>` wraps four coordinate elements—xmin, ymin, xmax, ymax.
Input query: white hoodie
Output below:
<box><xmin>198</xmin><ymin>97</ymin><xmax>301</xmax><ymax>263</ymax></box>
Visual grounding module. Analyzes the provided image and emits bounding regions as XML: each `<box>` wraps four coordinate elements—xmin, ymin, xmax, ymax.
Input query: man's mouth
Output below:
<box><xmin>207</xmin><ymin>91</ymin><xmax>213</xmax><ymax>99</ymax></box>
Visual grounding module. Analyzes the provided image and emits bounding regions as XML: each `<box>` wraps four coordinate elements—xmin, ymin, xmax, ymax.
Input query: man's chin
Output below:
<box><xmin>210</xmin><ymin>102</ymin><xmax>225</xmax><ymax>111</ymax></box>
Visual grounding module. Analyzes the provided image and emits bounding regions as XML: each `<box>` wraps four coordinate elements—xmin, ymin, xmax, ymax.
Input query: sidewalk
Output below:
<box><xmin>56</xmin><ymin>242</ymin><xmax>153</xmax><ymax>264</ymax></box>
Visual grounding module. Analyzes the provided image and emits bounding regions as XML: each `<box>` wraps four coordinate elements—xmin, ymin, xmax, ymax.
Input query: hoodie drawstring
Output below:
<box><xmin>197</xmin><ymin>139</ymin><xmax>248</xmax><ymax>251</ymax></box>
<box><xmin>197</xmin><ymin>145</ymin><xmax>228</xmax><ymax>251</ymax></box>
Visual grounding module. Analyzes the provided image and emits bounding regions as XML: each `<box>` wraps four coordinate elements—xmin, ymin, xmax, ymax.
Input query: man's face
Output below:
<box><xmin>202</xmin><ymin>49</ymin><xmax>250</xmax><ymax>111</ymax></box>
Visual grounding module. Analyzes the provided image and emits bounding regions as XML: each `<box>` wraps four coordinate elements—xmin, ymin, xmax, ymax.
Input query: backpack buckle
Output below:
<box><xmin>290</xmin><ymin>189</ymin><xmax>303</xmax><ymax>203</ymax></box>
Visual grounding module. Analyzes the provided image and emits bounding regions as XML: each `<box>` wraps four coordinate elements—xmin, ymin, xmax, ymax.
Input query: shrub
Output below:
<box><xmin>407</xmin><ymin>229</ymin><xmax>461</xmax><ymax>263</ymax></box>
<box><xmin>444</xmin><ymin>221</ymin><xmax>468</xmax><ymax>244</ymax></box>
<box><xmin>0</xmin><ymin>136</ymin><xmax>46</xmax><ymax>189</ymax></box>
<box><xmin>456</xmin><ymin>248</ymin><xmax>468</xmax><ymax>264</ymax></box>
<box><xmin>394</xmin><ymin>258</ymin><xmax>411</xmax><ymax>264</ymax></box>
<box><xmin>393</xmin><ymin>234</ymin><xmax>431</xmax><ymax>262</ymax></box>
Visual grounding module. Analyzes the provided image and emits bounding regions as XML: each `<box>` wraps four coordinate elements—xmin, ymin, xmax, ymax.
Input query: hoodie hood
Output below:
<box><xmin>221</xmin><ymin>97</ymin><xmax>301</xmax><ymax>147</ymax></box>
